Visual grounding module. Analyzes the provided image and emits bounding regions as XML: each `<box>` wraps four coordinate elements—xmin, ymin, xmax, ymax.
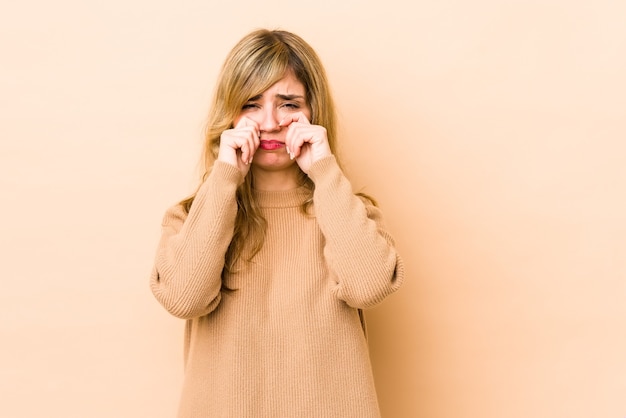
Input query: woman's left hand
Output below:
<box><xmin>280</xmin><ymin>112</ymin><xmax>332</xmax><ymax>174</ymax></box>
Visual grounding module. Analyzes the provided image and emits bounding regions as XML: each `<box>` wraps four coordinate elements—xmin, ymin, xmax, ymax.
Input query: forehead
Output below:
<box><xmin>261</xmin><ymin>70</ymin><xmax>305</xmax><ymax>96</ymax></box>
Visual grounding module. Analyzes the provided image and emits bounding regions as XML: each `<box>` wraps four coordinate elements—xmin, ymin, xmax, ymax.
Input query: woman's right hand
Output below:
<box><xmin>217</xmin><ymin>117</ymin><xmax>260</xmax><ymax>176</ymax></box>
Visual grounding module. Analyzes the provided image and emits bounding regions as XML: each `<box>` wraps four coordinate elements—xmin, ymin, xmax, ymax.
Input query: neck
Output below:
<box><xmin>250</xmin><ymin>165</ymin><xmax>302</xmax><ymax>191</ymax></box>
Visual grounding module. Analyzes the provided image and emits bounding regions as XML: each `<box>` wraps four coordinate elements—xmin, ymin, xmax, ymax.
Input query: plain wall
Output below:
<box><xmin>1</xmin><ymin>1</ymin><xmax>625</xmax><ymax>417</ymax></box>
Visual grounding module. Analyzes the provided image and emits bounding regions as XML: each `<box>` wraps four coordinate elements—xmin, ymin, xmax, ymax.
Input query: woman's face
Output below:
<box><xmin>233</xmin><ymin>70</ymin><xmax>311</xmax><ymax>173</ymax></box>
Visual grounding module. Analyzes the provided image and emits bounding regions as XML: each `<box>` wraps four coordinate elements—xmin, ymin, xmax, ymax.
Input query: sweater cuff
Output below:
<box><xmin>307</xmin><ymin>155</ymin><xmax>341</xmax><ymax>183</ymax></box>
<box><xmin>212</xmin><ymin>160</ymin><xmax>245</xmax><ymax>186</ymax></box>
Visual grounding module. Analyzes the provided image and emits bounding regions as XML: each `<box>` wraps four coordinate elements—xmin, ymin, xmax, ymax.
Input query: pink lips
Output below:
<box><xmin>259</xmin><ymin>140</ymin><xmax>285</xmax><ymax>151</ymax></box>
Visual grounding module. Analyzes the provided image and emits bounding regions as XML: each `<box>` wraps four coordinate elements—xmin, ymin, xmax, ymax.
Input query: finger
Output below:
<box><xmin>247</xmin><ymin>133</ymin><xmax>259</xmax><ymax>163</ymax></box>
<box><xmin>284</xmin><ymin>124</ymin><xmax>297</xmax><ymax>159</ymax></box>
<box><xmin>236</xmin><ymin>116</ymin><xmax>259</xmax><ymax>131</ymax></box>
<box><xmin>234</xmin><ymin>118</ymin><xmax>260</xmax><ymax>164</ymax></box>
<box><xmin>279</xmin><ymin>112</ymin><xmax>310</xmax><ymax>128</ymax></box>
<box><xmin>293</xmin><ymin>125</ymin><xmax>328</xmax><ymax>159</ymax></box>
<box><xmin>240</xmin><ymin>140</ymin><xmax>250</xmax><ymax>165</ymax></box>
<box><xmin>251</xmin><ymin>124</ymin><xmax>260</xmax><ymax>148</ymax></box>
<box><xmin>286</xmin><ymin>125</ymin><xmax>307</xmax><ymax>159</ymax></box>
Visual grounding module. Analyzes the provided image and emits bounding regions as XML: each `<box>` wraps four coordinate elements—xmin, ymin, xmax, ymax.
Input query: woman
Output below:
<box><xmin>150</xmin><ymin>28</ymin><xmax>404</xmax><ymax>417</ymax></box>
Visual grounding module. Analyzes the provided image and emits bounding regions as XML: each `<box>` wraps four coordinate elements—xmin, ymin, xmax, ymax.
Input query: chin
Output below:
<box><xmin>251</xmin><ymin>154</ymin><xmax>298</xmax><ymax>172</ymax></box>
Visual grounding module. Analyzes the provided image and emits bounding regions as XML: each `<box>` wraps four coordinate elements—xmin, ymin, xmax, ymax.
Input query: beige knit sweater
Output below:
<box><xmin>150</xmin><ymin>155</ymin><xmax>403</xmax><ymax>418</ymax></box>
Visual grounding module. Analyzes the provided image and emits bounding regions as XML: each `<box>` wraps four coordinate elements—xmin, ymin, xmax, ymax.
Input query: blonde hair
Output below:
<box><xmin>180</xmin><ymin>29</ymin><xmax>341</xmax><ymax>273</ymax></box>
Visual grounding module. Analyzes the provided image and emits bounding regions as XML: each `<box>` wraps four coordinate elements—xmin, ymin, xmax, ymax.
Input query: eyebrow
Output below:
<box><xmin>247</xmin><ymin>94</ymin><xmax>305</xmax><ymax>101</ymax></box>
<box><xmin>276</xmin><ymin>94</ymin><xmax>305</xmax><ymax>101</ymax></box>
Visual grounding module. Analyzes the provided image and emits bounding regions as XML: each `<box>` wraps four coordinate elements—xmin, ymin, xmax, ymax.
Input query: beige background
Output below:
<box><xmin>2</xmin><ymin>0</ymin><xmax>625</xmax><ymax>417</ymax></box>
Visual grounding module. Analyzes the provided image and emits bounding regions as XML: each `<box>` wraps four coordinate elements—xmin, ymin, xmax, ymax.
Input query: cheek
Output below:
<box><xmin>276</xmin><ymin>108</ymin><xmax>293</xmax><ymax>120</ymax></box>
<box><xmin>302</xmin><ymin>106</ymin><xmax>312</xmax><ymax>121</ymax></box>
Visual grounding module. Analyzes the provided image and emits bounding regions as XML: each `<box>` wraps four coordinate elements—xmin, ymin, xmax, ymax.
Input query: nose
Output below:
<box><xmin>258</xmin><ymin>107</ymin><xmax>280</xmax><ymax>132</ymax></box>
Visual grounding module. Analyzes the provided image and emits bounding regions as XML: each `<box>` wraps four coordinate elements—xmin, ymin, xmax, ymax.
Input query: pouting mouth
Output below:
<box><xmin>259</xmin><ymin>140</ymin><xmax>285</xmax><ymax>150</ymax></box>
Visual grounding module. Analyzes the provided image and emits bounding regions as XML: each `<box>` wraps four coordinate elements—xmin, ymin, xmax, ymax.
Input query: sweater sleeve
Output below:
<box><xmin>308</xmin><ymin>155</ymin><xmax>404</xmax><ymax>309</ymax></box>
<box><xmin>149</xmin><ymin>161</ymin><xmax>243</xmax><ymax>319</ymax></box>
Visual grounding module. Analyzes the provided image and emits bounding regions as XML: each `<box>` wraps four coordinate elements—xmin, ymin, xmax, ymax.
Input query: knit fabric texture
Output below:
<box><xmin>150</xmin><ymin>155</ymin><xmax>404</xmax><ymax>417</ymax></box>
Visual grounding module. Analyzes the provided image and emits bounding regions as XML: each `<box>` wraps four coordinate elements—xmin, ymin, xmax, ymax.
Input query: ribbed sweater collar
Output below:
<box><xmin>252</xmin><ymin>185</ymin><xmax>310</xmax><ymax>208</ymax></box>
